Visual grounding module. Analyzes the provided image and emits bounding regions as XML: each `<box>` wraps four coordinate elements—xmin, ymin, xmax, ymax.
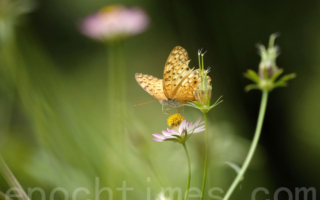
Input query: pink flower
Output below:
<box><xmin>80</xmin><ymin>5</ymin><xmax>149</xmax><ymax>41</ymax></box>
<box><xmin>152</xmin><ymin>117</ymin><xmax>205</xmax><ymax>143</ymax></box>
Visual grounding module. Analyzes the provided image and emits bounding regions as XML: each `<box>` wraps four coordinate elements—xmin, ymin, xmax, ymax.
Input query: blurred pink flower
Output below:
<box><xmin>152</xmin><ymin>117</ymin><xmax>205</xmax><ymax>143</ymax></box>
<box><xmin>80</xmin><ymin>5</ymin><xmax>149</xmax><ymax>41</ymax></box>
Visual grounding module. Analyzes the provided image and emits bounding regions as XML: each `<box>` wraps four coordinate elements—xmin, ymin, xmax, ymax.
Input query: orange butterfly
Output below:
<box><xmin>135</xmin><ymin>46</ymin><xmax>211</xmax><ymax>108</ymax></box>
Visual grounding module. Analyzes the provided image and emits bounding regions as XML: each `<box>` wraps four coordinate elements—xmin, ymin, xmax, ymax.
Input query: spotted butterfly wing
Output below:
<box><xmin>162</xmin><ymin>46</ymin><xmax>193</xmax><ymax>98</ymax></box>
<box><xmin>174</xmin><ymin>69</ymin><xmax>211</xmax><ymax>103</ymax></box>
<box><xmin>135</xmin><ymin>73</ymin><xmax>167</xmax><ymax>101</ymax></box>
<box><xmin>136</xmin><ymin>46</ymin><xmax>211</xmax><ymax>107</ymax></box>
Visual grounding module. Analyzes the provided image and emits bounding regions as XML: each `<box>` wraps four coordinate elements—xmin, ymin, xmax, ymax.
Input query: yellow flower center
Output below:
<box><xmin>167</xmin><ymin>113</ymin><xmax>184</xmax><ymax>129</ymax></box>
<box><xmin>99</xmin><ymin>5</ymin><xmax>123</xmax><ymax>13</ymax></box>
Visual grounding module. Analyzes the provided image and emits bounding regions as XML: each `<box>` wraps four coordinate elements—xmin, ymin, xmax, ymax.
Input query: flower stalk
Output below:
<box><xmin>105</xmin><ymin>40</ymin><xmax>127</xmax><ymax>144</ymax></box>
<box><xmin>223</xmin><ymin>91</ymin><xmax>268</xmax><ymax>200</ymax></box>
<box><xmin>200</xmin><ymin>112</ymin><xmax>209</xmax><ymax>200</ymax></box>
<box><xmin>0</xmin><ymin>156</ymin><xmax>30</xmax><ymax>200</ymax></box>
<box><xmin>186</xmin><ymin>50</ymin><xmax>222</xmax><ymax>200</ymax></box>
<box><xmin>223</xmin><ymin>34</ymin><xmax>296</xmax><ymax>199</ymax></box>
<box><xmin>182</xmin><ymin>143</ymin><xmax>191</xmax><ymax>200</ymax></box>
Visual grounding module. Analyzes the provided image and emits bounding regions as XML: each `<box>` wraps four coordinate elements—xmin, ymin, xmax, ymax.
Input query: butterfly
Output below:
<box><xmin>135</xmin><ymin>46</ymin><xmax>211</xmax><ymax>108</ymax></box>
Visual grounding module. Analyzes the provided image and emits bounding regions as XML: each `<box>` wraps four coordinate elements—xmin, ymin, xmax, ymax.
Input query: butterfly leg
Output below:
<box><xmin>174</xmin><ymin>107</ymin><xmax>179</xmax><ymax>113</ymax></box>
<box><xmin>162</xmin><ymin>105</ymin><xmax>171</xmax><ymax>115</ymax></box>
<box><xmin>182</xmin><ymin>105</ymin><xmax>185</xmax><ymax>116</ymax></box>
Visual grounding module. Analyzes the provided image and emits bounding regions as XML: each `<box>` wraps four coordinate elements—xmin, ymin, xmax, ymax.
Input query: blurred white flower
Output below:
<box><xmin>155</xmin><ymin>192</ymin><xmax>170</xmax><ymax>200</ymax></box>
<box><xmin>80</xmin><ymin>5</ymin><xmax>149</xmax><ymax>41</ymax></box>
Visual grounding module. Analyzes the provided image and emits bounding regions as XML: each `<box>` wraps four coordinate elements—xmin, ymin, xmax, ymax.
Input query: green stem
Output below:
<box><xmin>223</xmin><ymin>91</ymin><xmax>269</xmax><ymax>200</ymax></box>
<box><xmin>182</xmin><ymin>143</ymin><xmax>191</xmax><ymax>200</ymax></box>
<box><xmin>117</xmin><ymin>40</ymin><xmax>126</xmax><ymax>119</ymax></box>
<box><xmin>107</xmin><ymin>42</ymin><xmax>117</xmax><ymax>119</ymax></box>
<box><xmin>0</xmin><ymin>156</ymin><xmax>29</xmax><ymax>200</ymax></box>
<box><xmin>200</xmin><ymin>112</ymin><xmax>209</xmax><ymax>200</ymax></box>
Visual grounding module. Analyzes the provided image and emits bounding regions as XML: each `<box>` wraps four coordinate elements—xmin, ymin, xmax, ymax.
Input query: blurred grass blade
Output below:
<box><xmin>0</xmin><ymin>191</ymin><xmax>14</xmax><ymax>200</ymax></box>
<box><xmin>0</xmin><ymin>156</ymin><xmax>30</xmax><ymax>200</ymax></box>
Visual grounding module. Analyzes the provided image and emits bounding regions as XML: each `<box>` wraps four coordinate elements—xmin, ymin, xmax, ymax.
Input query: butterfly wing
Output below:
<box><xmin>163</xmin><ymin>46</ymin><xmax>191</xmax><ymax>98</ymax></box>
<box><xmin>135</xmin><ymin>73</ymin><xmax>167</xmax><ymax>101</ymax></box>
<box><xmin>174</xmin><ymin>69</ymin><xmax>212</xmax><ymax>104</ymax></box>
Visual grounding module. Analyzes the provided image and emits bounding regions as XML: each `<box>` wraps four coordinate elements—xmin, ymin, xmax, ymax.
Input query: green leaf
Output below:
<box><xmin>193</xmin><ymin>101</ymin><xmax>203</xmax><ymax>107</ymax></box>
<box><xmin>278</xmin><ymin>73</ymin><xmax>296</xmax><ymax>82</ymax></box>
<box><xmin>209</xmin><ymin>101</ymin><xmax>223</xmax><ymax>110</ymax></box>
<box><xmin>185</xmin><ymin>102</ymin><xmax>199</xmax><ymax>109</ymax></box>
<box><xmin>209</xmin><ymin>96</ymin><xmax>223</xmax><ymax>110</ymax></box>
<box><xmin>273</xmin><ymin>82</ymin><xmax>288</xmax><ymax>88</ymax></box>
<box><xmin>273</xmin><ymin>73</ymin><xmax>296</xmax><ymax>88</ymax></box>
<box><xmin>187</xmin><ymin>101</ymin><xmax>203</xmax><ymax>108</ymax></box>
<box><xmin>271</xmin><ymin>68</ymin><xmax>284</xmax><ymax>82</ymax></box>
<box><xmin>185</xmin><ymin>102</ymin><xmax>196</xmax><ymax>107</ymax></box>
<box><xmin>213</xmin><ymin>95</ymin><xmax>223</xmax><ymax>105</ymax></box>
<box><xmin>244</xmin><ymin>70</ymin><xmax>260</xmax><ymax>83</ymax></box>
<box><xmin>245</xmin><ymin>84</ymin><xmax>260</xmax><ymax>92</ymax></box>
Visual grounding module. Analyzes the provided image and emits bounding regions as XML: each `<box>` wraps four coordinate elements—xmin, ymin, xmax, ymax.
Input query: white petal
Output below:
<box><xmin>179</xmin><ymin>119</ymin><xmax>187</xmax><ymax>134</ymax></box>
<box><xmin>193</xmin><ymin>126</ymin><xmax>205</xmax><ymax>133</ymax></box>
<box><xmin>194</xmin><ymin>117</ymin><xmax>202</xmax><ymax>127</ymax></box>
<box><xmin>152</xmin><ymin>138</ymin><xmax>164</xmax><ymax>142</ymax></box>
<box><xmin>187</xmin><ymin>122</ymin><xmax>193</xmax><ymax>129</ymax></box>
<box><xmin>167</xmin><ymin>129</ymin><xmax>179</xmax><ymax>135</ymax></box>
<box><xmin>153</xmin><ymin>133</ymin><xmax>165</xmax><ymax>139</ymax></box>
<box><xmin>164</xmin><ymin>135</ymin><xmax>176</xmax><ymax>139</ymax></box>
<box><xmin>162</xmin><ymin>130</ymin><xmax>172</xmax><ymax>136</ymax></box>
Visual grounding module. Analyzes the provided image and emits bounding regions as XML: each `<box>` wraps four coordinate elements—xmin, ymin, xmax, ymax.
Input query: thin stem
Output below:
<box><xmin>198</xmin><ymin>53</ymin><xmax>201</xmax><ymax>71</ymax></box>
<box><xmin>201</xmin><ymin>54</ymin><xmax>204</xmax><ymax>71</ymax></box>
<box><xmin>117</xmin><ymin>40</ymin><xmax>127</xmax><ymax>129</ymax></box>
<box><xmin>200</xmin><ymin>112</ymin><xmax>209</xmax><ymax>200</ymax></box>
<box><xmin>0</xmin><ymin>156</ymin><xmax>30</xmax><ymax>200</ymax></box>
<box><xmin>183</xmin><ymin>143</ymin><xmax>191</xmax><ymax>200</ymax></box>
<box><xmin>107</xmin><ymin>42</ymin><xmax>117</xmax><ymax>119</ymax></box>
<box><xmin>223</xmin><ymin>91</ymin><xmax>269</xmax><ymax>200</ymax></box>
<box><xmin>0</xmin><ymin>191</ymin><xmax>14</xmax><ymax>200</ymax></box>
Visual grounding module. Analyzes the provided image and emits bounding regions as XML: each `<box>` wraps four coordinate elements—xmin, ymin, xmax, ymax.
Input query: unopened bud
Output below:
<box><xmin>195</xmin><ymin>88</ymin><xmax>212</xmax><ymax>107</ymax></box>
<box><xmin>257</xmin><ymin>34</ymin><xmax>280</xmax><ymax>79</ymax></box>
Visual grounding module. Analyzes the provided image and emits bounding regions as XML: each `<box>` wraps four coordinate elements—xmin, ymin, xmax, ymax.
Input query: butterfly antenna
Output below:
<box><xmin>134</xmin><ymin>99</ymin><xmax>158</xmax><ymax>107</ymax></box>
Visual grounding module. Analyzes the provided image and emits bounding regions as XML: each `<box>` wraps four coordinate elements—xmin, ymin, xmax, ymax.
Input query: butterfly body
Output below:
<box><xmin>160</xmin><ymin>99</ymin><xmax>182</xmax><ymax>107</ymax></box>
<box><xmin>136</xmin><ymin>46</ymin><xmax>211</xmax><ymax>108</ymax></box>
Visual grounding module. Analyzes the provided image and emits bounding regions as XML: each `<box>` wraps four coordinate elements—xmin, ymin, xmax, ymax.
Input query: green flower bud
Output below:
<box><xmin>244</xmin><ymin>33</ymin><xmax>296</xmax><ymax>92</ymax></box>
<box><xmin>257</xmin><ymin>33</ymin><xmax>280</xmax><ymax>79</ymax></box>
<box><xmin>186</xmin><ymin>49</ymin><xmax>222</xmax><ymax>113</ymax></box>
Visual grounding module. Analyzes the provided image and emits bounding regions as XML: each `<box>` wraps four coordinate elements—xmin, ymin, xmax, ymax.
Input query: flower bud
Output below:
<box><xmin>258</xmin><ymin>34</ymin><xmax>279</xmax><ymax>79</ymax></box>
<box><xmin>186</xmin><ymin>50</ymin><xmax>222</xmax><ymax>113</ymax></box>
<box><xmin>194</xmin><ymin>87</ymin><xmax>212</xmax><ymax>107</ymax></box>
<box><xmin>244</xmin><ymin>33</ymin><xmax>296</xmax><ymax>92</ymax></box>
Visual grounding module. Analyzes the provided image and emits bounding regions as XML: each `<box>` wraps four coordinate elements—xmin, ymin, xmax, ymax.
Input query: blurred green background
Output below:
<box><xmin>0</xmin><ymin>0</ymin><xmax>319</xmax><ymax>199</ymax></box>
